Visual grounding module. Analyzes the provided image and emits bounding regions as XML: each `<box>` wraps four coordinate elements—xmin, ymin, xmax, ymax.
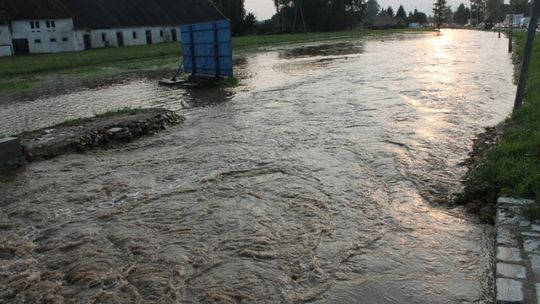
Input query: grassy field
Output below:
<box><xmin>459</xmin><ymin>32</ymin><xmax>540</xmax><ymax>211</ymax></box>
<box><xmin>0</xmin><ymin>29</ymin><xmax>432</xmax><ymax>93</ymax></box>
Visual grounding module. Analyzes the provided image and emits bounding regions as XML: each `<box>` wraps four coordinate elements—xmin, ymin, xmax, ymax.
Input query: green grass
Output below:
<box><xmin>459</xmin><ymin>32</ymin><xmax>540</xmax><ymax>206</ymax></box>
<box><xmin>18</xmin><ymin>107</ymin><xmax>140</xmax><ymax>140</ymax></box>
<box><xmin>52</xmin><ymin>107</ymin><xmax>139</xmax><ymax>128</ymax></box>
<box><xmin>0</xmin><ymin>28</ymin><xmax>432</xmax><ymax>93</ymax></box>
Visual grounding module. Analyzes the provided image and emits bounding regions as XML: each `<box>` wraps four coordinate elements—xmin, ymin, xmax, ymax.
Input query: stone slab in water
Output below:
<box><xmin>0</xmin><ymin>137</ymin><xmax>23</xmax><ymax>167</ymax></box>
<box><xmin>497</xmin><ymin>247</ymin><xmax>522</xmax><ymax>263</ymax></box>
<box><xmin>498</xmin><ymin>197</ymin><xmax>535</xmax><ymax>206</ymax></box>
<box><xmin>497</xmin><ymin>226</ymin><xmax>519</xmax><ymax>247</ymax></box>
<box><xmin>496</xmin><ymin>278</ymin><xmax>523</xmax><ymax>303</ymax></box>
<box><xmin>497</xmin><ymin>263</ymin><xmax>526</xmax><ymax>279</ymax></box>
<box><xmin>524</xmin><ymin>239</ymin><xmax>540</xmax><ymax>253</ymax></box>
<box><xmin>530</xmin><ymin>255</ymin><xmax>540</xmax><ymax>278</ymax></box>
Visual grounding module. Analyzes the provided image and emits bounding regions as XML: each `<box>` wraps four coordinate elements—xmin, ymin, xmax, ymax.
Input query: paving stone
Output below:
<box><xmin>524</xmin><ymin>239</ymin><xmax>540</xmax><ymax>253</ymax></box>
<box><xmin>534</xmin><ymin>284</ymin><xmax>540</xmax><ymax>304</ymax></box>
<box><xmin>497</xmin><ymin>247</ymin><xmax>522</xmax><ymax>263</ymax></box>
<box><xmin>498</xmin><ymin>197</ymin><xmax>535</xmax><ymax>206</ymax></box>
<box><xmin>497</xmin><ymin>263</ymin><xmax>526</xmax><ymax>279</ymax></box>
<box><xmin>520</xmin><ymin>220</ymin><xmax>531</xmax><ymax>227</ymax></box>
<box><xmin>0</xmin><ymin>137</ymin><xmax>23</xmax><ymax>166</ymax></box>
<box><xmin>498</xmin><ymin>208</ymin><xmax>521</xmax><ymax>225</ymax></box>
<box><xmin>522</xmin><ymin>232</ymin><xmax>540</xmax><ymax>238</ymax></box>
<box><xmin>497</xmin><ymin>278</ymin><xmax>524</xmax><ymax>303</ymax></box>
<box><xmin>529</xmin><ymin>255</ymin><xmax>540</xmax><ymax>278</ymax></box>
<box><xmin>498</xmin><ymin>226</ymin><xmax>519</xmax><ymax>247</ymax></box>
<box><xmin>532</xmin><ymin>225</ymin><xmax>540</xmax><ymax>232</ymax></box>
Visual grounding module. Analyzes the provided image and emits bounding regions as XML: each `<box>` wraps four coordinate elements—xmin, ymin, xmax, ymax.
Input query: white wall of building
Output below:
<box><xmin>0</xmin><ymin>25</ymin><xmax>13</xmax><ymax>56</ymax></box>
<box><xmin>10</xmin><ymin>18</ymin><xmax>82</xmax><ymax>54</ymax></box>
<box><xmin>77</xmin><ymin>26</ymin><xmax>180</xmax><ymax>49</ymax></box>
<box><xmin>3</xmin><ymin>20</ymin><xmax>182</xmax><ymax>55</ymax></box>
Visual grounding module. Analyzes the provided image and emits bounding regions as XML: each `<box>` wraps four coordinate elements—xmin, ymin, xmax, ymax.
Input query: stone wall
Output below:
<box><xmin>495</xmin><ymin>197</ymin><xmax>540</xmax><ymax>304</ymax></box>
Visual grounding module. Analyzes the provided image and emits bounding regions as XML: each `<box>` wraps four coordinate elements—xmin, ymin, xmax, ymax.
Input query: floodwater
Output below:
<box><xmin>0</xmin><ymin>29</ymin><xmax>515</xmax><ymax>303</ymax></box>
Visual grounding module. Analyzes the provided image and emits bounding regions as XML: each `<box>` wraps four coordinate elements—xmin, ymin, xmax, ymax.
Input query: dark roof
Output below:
<box><xmin>0</xmin><ymin>0</ymin><xmax>225</xmax><ymax>28</ymax></box>
<box><xmin>60</xmin><ymin>0</ymin><xmax>225</xmax><ymax>29</ymax></box>
<box><xmin>0</xmin><ymin>0</ymin><xmax>72</xmax><ymax>20</ymax></box>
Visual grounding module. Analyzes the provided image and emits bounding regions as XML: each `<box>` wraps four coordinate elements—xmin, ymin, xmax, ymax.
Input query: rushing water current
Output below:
<box><xmin>1</xmin><ymin>30</ymin><xmax>515</xmax><ymax>303</ymax></box>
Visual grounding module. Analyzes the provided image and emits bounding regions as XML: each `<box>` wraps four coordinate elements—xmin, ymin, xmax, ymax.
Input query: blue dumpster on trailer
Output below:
<box><xmin>181</xmin><ymin>19</ymin><xmax>233</xmax><ymax>78</ymax></box>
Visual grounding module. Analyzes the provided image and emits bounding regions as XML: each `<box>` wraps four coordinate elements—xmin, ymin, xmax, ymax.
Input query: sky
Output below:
<box><xmin>244</xmin><ymin>0</ymin><xmax>468</xmax><ymax>20</ymax></box>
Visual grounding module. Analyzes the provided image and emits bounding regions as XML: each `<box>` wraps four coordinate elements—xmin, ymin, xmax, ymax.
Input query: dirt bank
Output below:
<box><xmin>460</xmin><ymin>122</ymin><xmax>513</xmax><ymax>221</ymax></box>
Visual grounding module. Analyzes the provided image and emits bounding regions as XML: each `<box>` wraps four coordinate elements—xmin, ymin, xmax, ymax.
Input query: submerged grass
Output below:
<box><xmin>459</xmin><ymin>32</ymin><xmax>540</xmax><ymax>208</ymax></box>
<box><xmin>0</xmin><ymin>29</ymin><xmax>432</xmax><ymax>93</ymax></box>
<box><xmin>17</xmin><ymin>107</ymin><xmax>140</xmax><ymax>139</ymax></box>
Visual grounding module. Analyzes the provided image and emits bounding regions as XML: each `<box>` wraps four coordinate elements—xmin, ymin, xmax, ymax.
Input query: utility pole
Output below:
<box><xmin>509</xmin><ymin>13</ymin><xmax>514</xmax><ymax>53</ymax></box>
<box><xmin>514</xmin><ymin>0</ymin><xmax>540</xmax><ymax>109</ymax></box>
<box><xmin>498</xmin><ymin>0</ymin><xmax>501</xmax><ymax>38</ymax></box>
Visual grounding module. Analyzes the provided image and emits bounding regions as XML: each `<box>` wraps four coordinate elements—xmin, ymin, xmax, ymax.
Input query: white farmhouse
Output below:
<box><xmin>0</xmin><ymin>22</ymin><xmax>12</xmax><ymax>56</ymax></box>
<box><xmin>0</xmin><ymin>0</ymin><xmax>225</xmax><ymax>56</ymax></box>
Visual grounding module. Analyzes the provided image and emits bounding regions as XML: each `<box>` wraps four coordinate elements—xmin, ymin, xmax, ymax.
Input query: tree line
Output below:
<box><xmin>212</xmin><ymin>0</ymin><xmax>532</xmax><ymax>34</ymax></box>
<box><xmin>437</xmin><ymin>0</ymin><xmax>531</xmax><ymax>26</ymax></box>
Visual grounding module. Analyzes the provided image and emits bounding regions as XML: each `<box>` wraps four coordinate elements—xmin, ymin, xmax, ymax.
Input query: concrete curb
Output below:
<box><xmin>495</xmin><ymin>197</ymin><xmax>539</xmax><ymax>304</ymax></box>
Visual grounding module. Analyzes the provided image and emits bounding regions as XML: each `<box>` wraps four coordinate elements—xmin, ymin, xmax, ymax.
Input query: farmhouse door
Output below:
<box><xmin>117</xmin><ymin>32</ymin><xmax>124</xmax><ymax>47</ymax></box>
<box><xmin>12</xmin><ymin>39</ymin><xmax>29</xmax><ymax>55</ymax></box>
<box><xmin>83</xmin><ymin>34</ymin><xmax>91</xmax><ymax>50</ymax></box>
<box><xmin>171</xmin><ymin>29</ymin><xmax>177</xmax><ymax>42</ymax></box>
<box><xmin>146</xmin><ymin>30</ymin><xmax>152</xmax><ymax>44</ymax></box>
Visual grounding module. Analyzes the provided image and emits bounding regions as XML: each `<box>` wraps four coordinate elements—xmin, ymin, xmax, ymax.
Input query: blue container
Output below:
<box><xmin>181</xmin><ymin>19</ymin><xmax>233</xmax><ymax>77</ymax></box>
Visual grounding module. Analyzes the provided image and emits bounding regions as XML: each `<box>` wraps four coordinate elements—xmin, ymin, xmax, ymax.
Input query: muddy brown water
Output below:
<box><xmin>0</xmin><ymin>30</ymin><xmax>515</xmax><ymax>303</ymax></box>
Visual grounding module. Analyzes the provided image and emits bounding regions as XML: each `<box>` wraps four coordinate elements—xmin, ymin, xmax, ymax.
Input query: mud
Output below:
<box><xmin>0</xmin><ymin>30</ymin><xmax>516</xmax><ymax>303</ymax></box>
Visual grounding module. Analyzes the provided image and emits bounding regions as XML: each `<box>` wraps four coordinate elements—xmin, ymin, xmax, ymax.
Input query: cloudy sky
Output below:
<box><xmin>244</xmin><ymin>0</ymin><xmax>468</xmax><ymax>20</ymax></box>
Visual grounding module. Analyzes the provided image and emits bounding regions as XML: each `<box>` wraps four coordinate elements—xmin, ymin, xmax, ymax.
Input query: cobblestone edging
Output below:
<box><xmin>495</xmin><ymin>197</ymin><xmax>539</xmax><ymax>303</ymax></box>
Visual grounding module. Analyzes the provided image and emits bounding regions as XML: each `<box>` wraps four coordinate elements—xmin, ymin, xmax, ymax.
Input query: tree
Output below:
<box><xmin>273</xmin><ymin>0</ymin><xmax>283</xmax><ymax>32</ymax></box>
<box><xmin>396</xmin><ymin>5</ymin><xmax>407</xmax><ymax>20</ymax></box>
<box><xmin>387</xmin><ymin>6</ymin><xmax>394</xmax><ymax>17</ymax></box>
<box><xmin>345</xmin><ymin>0</ymin><xmax>367</xmax><ymax>29</ymax></box>
<box><xmin>433</xmin><ymin>0</ymin><xmax>448</xmax><ymax>29</ymax></box>
<box><xmin>443</xmin><ymin>5</ymin><xmax>453</xmax><ymax>23</ymax></box>
<box><xmin>212</xmin><ymin>0</ymin><xmax>246</xmax><ymax>34</ymax></box>
<box><xmin>409</xmin><ymin>9</ymin><xmax>428</xmax><ymax>24</ymax></box>
<box><xmin>364</xmin><ymin>0</ymin><xmax>380</xmax><ymax>24</ymax></box>
<box><xmin>509</xmin><ymin>0</ymin><xmax>530</xmax><ymax>16</ymax></box>
<box><xmin>485</xmin><ymin>0</ymin><xmax>504</xmax><ymax>22</ymax></box>
<box><xmin>454</xmin><ymin>3</ymin><xmax>471</xmax><ymax>24</ymax></box>
<box><xmin>271</xmin><ymin>0</ymin><xmax>366</xmax><ymax>31</ymax></box>
<box><xmin>244</xmin><ymin>12</ymin><xmax>257</xmax><ymax>33</ymax></box>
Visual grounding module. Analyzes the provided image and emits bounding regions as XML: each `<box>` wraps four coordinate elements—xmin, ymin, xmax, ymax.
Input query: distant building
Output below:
<box><xmin>468</xmin><ymin>18</ymin><xmax>478</xmax><ymax>26</ymax></box>
<box><xmin>0</xmin><ymin>0</ymin><xmax>225</xmax><ymax>56</ymax></box>
<box><xmin>0</xmin><ymin>23</ymin><xmax>12</xmax><ymax>56</ymax></box>
<box><xmin>503</xmin><ymin>14</ymin><xmax>524</xmax><ymax>27</ymax></box>
<box><xmin>372</xmin><ymin>12</ymin><xmax>407</xmax><ymax>29</ymax></box>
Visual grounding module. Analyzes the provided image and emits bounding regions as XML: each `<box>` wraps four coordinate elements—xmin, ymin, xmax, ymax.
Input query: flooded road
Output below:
<box><xmin>0</xmin><ymin>30</ymin><xmax>515</xmax><ymax>303</ymax></box>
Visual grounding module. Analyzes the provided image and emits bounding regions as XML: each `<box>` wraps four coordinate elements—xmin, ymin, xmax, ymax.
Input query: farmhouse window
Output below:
<box><xmin>62</xmin><ymin>37</ymin><xmax>68</xmax><ymax>42</ymax></box>
<box><xmin>50</xmin><ymin>38</ymin><xmax>56</xmax><ymax>42</ymax></box>
<box><xmin>34</xmin><ymin>39</ymin><xmax>41</xmax><ymax>43</ymax></box>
